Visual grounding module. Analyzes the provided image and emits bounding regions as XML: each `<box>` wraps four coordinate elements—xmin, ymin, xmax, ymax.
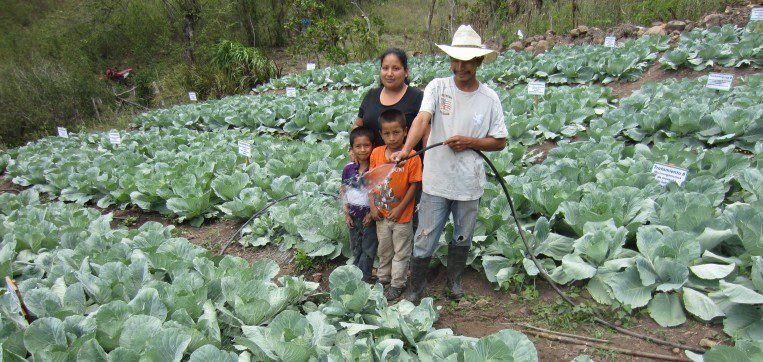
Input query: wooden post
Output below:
<box><xmin>91</xmin><ymin>97</ymin><xmax>101</xmax><ymax>122</ymax></box>
<box><xmin>534</xmin><ymin>95</ymin><xmax>539</xmax><ymax>106</ymax></box>
<box><xmin>5</xmin><ymin>276</ymin><xmax>32</xmax><ymax>323</ymax></box>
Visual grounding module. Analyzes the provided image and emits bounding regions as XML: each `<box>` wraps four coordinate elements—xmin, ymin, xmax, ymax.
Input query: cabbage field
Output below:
<box><xmin>1</xmin><ymin>22</ymin><xmax>762</xmax><ymax>361</ymax></box>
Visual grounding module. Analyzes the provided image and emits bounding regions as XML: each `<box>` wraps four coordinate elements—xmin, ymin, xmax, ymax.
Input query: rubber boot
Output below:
<box><xmin>446</xmin><ymin>245</ymin><xmax>470</xmax><ymax>301</ymax></box>
<box><xmin>405</xmin><ymin>257</ymin><xmax>431</xmax><ymax>305</ymax></box>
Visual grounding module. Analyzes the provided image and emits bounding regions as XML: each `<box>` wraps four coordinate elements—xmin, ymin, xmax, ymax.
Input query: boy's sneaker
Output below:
<box><xmin>384</xmin><ymin>286</ymin><xmax>405</xmax><ymax>301</ymax></box>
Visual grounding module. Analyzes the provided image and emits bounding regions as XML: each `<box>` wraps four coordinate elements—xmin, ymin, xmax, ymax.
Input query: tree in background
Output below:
<box><xmin>162</xmin><ymin>0</ymin><xmax>204</xmax><ymax>65</ymax></box>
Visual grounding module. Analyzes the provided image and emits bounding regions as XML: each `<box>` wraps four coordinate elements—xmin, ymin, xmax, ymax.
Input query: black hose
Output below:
<box><xmin>400</xmin><ymin>142</ymin><xmax>702</xmax><ymax>353</ymax></box>
<box><xmin>474</xmin><ymin>147</ymin><xmax>704</xmax><ymax>354</ymax></box>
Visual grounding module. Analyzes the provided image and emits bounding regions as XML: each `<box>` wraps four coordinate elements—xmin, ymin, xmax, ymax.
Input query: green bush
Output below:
<box><xmin>0</xmin><ymin>59</ymin><xmax>112</xmax><ymax>148</ymax></box>
<box><xmin>211</xmin><ymin>39</ymin><xmax>277</xmax><ymax>90</ymax></box>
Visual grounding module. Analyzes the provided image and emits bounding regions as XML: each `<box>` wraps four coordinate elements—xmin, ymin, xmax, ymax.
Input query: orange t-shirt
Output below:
<box><xmin>369</xmin><ymin>146</ymin><xmax>422</xmax><ymax>223</ymax></box>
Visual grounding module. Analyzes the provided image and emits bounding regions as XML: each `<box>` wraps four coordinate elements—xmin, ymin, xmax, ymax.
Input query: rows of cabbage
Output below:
<box><xmin>661</xmin><ymin>24</ymin><xmax>763</xmax><ymax>71</ymax></box>
<box><xmin>1</xmin><ymin>128</ymin><xmax>350</xmax><ymax>241</ymax></box>
<box><xmin>591</xmin><ymin>73</ymin><xmax>763</xmax><ymax>152</ymax></box>
<box><xmin>133</xmin><ymin>89</ymin><xmax>365</xmax><ymax>141</ymax></box>
<box><xmin>457</xmin><ymin>137</ymin><xmax>762</xmax><ymax>340</ymax></box>
<box><xmin>133</xmin><ymin>83</ymin><xmax>617</xmax><ymax>147</ymax></box>
<box><xmin>0</xmin><ymin>191</ymin><xmax>538</xmax><ymax>361</ymax></box>
<box><xmin>483</xmin><ymin>35</ymin><xmax>669</xmax><ymax>86</ymax></box>
<box><xmin>255</xmin><ymin>35</ymin><xmax>669</xmax><ymax>91</ymax></box>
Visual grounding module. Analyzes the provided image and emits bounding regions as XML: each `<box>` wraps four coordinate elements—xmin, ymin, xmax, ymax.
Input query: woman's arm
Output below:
<box><xmin>353</xmin><ymin>117</ymin><xmax>363</xmax><ymax>129</ymax></box>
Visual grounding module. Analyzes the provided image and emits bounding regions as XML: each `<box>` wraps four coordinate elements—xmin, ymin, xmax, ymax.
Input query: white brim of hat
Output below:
<box><xmin>436</xmin><ymin>44</ymin><xmax>498</xmax><ymax>64</ymax></box>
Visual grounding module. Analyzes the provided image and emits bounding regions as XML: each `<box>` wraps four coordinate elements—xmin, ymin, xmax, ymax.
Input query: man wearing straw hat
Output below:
<box><xmin>391</xmin><ymin>25</ymin><xmax>507</xmax><ymax>304</ymax></box>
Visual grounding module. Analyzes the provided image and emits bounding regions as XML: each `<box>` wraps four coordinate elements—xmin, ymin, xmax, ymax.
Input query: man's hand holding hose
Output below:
<box><xmin>391</xmin><ymin>111</ymin><xmax>431</xmax><ymax>163</ymax></box>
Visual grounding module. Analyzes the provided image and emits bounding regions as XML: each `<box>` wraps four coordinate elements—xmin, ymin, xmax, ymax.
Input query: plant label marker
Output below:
<box><xmin>5</xmin><ymin>276</ymin><xmax>31</xmax><ymax>323</ymax></box>
<box><xmin>604</xmin><ymin>36</ymin><xmax>616</xmax><ymax>47</ymax></box>
<box><xmin>652</xmin><ymin>162</ymin><xmax>688</xmax><ymax>187</ymax></box>
<box><xmin>238</xmin><ymin>140</ymin><xmax>251</xmax><ymax>167</ymax></box>
<box><xmin>706</xmin><ymin>73</ymin><xmax>733</xmax><ymax>91</ymax></box>
<box><xmin>57</xmin><ymin>127</ymin><xmax>69</xmax><ymax>138</ymax></box>
<box><xmin>751</xmin><ymin>8</ymin><xmax>763</xmax><ymax>21</ymax></box>
<box><xmin>286</xmin><ymin>87</ymin><xmax>297</xmax><ymax>97</ymax></box>
<box><xmin>528</xmin><ymin>81</ymin><xmax>545</xmax><ymax>105</ymax></box>
<box><xmin>188</xmin><ymin>91</ymin><xmax>198</xmax><ymax>102</ymax></box>
<box><xmin>517</xmin><ymin>29</ymin><xmax>525</xmax><ymax>40</ymax></box>
<box><xmin>108</xmin><ymin>132</ymin><xmax>121</xmax><ymax>145</ymax></box>
<box><xmin>306</xmin><ymin>63</ymin><xmax>316</xmax><ymax>71</ymax></box>
<box><xmin>528</xmin><ymin>81</ymin><xmax>546</xmax><ymax>95</ymax></box>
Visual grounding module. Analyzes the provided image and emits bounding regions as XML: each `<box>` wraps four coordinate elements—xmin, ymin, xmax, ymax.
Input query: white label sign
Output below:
<box><xmin>188</xmin><ymin>91</ymin><xmax>198</xmax><ymax>101</ymax></box>
<box><xmin>306</xmin><ymin>63</ymin><xmax>316</xmax><ymax>71</ymax></box>
<box><xmin>517</xmin><ymin>29</ymin><xmax>525</xmax><ymax>39</ymax></box>
<box><xmin>108</xmin><ymin>132</ymin><xmax>121</xmax><ymax>145</ymax></box>
<box><xmin>652</xmin><ymin>163</ymin><xmax>688</xmax><ymax>187</ymax></box>
<box><xmin>604</xmin><ymin>36</ymin><xmax>617</xmax><ymax>47</ymax></box>
<box><xmin>57</xmin><ymin>127</ymin><xmax>69</xmax><ymax>138</ymax></box>
<box><xmin>286</xmin><ymin>87</ymin><xmax>297</xmax><ymax>97</ymax></box>
<box><xmin>527</xmin><ymin>81</ymin><xmax>546</xmax><ymax>95</ymax></box>
<box><xmin>751</xmin><ymin>8</ymin><xmax>763</xmax><ymax>21</ymax></box>
<box><xmin>238</xmin><ymin>140</ymin><xmax>251</xmax><ymax>158</ymax></box>
<box><xmin>706</xmin><ymin>73</ymin><xmax>734</xmax><ymax>91</ymax></box>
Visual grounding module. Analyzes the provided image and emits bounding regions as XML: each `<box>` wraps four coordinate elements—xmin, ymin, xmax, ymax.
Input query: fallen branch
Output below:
<box><xmin>115</xmin><ymin>87</ymin><xmax>137</xmax><ymax>97</ymax></box>
<box><xmin>521</xmin><ymin>329</ymin><xmax>691</xmax><ymax>362</ymax></box>
<box><xmin>116</xmin><ymin>96</ymin><xmax>150</xmax><ymax>110</ymax></box>
<box><xmin>510</xmin><ymin>323</ymin><xmax>610</xmax><ymax>344</ymax></box>
<box><xmin>0</xmin><ymin>188</ymin><xmax>21</xmax><ymax>193</ymax></box>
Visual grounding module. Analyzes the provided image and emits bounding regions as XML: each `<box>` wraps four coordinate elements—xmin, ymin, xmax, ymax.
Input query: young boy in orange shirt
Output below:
<box><xmin>369</xmin><ymin>109</ymin><xmax>422</xmax><ymax>300</ymax></box>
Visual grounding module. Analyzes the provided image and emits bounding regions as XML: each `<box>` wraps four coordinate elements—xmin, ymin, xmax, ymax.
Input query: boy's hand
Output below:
<box><xmin>444</xmin><ymin>135</ymin><xmax>475</xmax><ymax>152</ymax></box>
<box><xmin>362</xmin><ymin>213</ymin><xmax>374</xmax><ymax>226</ymax></box>
<box><xmin>345</xmin><ymin>213</ymin><xmax>354</xmax><ymax>228</ymax></box>
<box><xmin>349</xmin><ymin>149</ymin><xmax>357</xmax><ymax>163</ymax></box>
<box><xmin>370</xmin><ymin>206</ymin><xmax>382</xmax><ymax>222</ymax></box>
<box><xmin>387</xmin><ymin>205</ymin><xmax>404</xmax><ymax>223</ymax></box>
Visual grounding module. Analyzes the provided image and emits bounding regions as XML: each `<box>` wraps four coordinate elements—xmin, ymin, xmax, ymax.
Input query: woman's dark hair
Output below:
<box><xmin>378</xmin><ymin>47</ymin><xmax>410</xmax><ymax>86</ymax></box>
<box><xmin>349</xmin><ymin>127</ymin><xmax>375</xmax><ymax>148</ymax></box>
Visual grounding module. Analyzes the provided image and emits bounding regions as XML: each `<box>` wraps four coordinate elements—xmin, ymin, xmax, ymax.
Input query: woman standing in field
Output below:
<box><xmin>353</xmin><ymin>48</ymin><xmax>425</xmax><ymax>151</ymax></box>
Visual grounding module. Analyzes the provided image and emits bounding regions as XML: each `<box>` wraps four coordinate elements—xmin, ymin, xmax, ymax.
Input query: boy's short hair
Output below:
<box><xmin>379</xmin><ymin>109</ymin><xmax>406</xmax><ymax>129</ymax></box>
<box><xmin>350</xmin><ymin>126</ymin><xmax>375</xmax><ymax>147</ymax></box>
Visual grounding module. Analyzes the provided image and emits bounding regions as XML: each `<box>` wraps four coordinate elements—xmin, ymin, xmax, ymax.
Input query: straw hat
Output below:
<box><xmin>436</xmin><ymin>25</ymin><xmax>497</xmax><ymax>64</ymax></box>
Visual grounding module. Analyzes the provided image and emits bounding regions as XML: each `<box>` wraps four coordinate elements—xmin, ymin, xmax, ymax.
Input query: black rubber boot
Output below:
<box><xmin>446</xmin><ymin>245</ymin><xmax>470</xmax><ymax>301</ymax></box>
<box><xmin>405</xmin><ymin>257</ymin><xmax>431</xmax><ymax>305</ymax></box>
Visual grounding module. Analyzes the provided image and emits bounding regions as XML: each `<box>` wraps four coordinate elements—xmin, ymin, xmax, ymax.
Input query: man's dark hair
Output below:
<box><xmin>378</xmin><ymin>47</ymin><xmax>410</xmax><ymax>85</ymax></box>
<box><xmin>349</xmin><ymin>126</ymin><xmax>375</xmax><ymax>147</ymax></box>
<box><xmin>379</xmin><ymin>108</ymin><xmax>406</xmax><ymax>129</ymax></box>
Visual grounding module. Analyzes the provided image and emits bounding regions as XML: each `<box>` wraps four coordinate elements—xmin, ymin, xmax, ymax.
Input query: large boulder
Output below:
<box><xmin>701</xmin><ymin>14</ymin><xmax>724</xmax><ymax>27</ymax></box>
<box><xmin>534</xmin><ymin>40</ymin><xmax>549</xmax><ymax>53</ymax></box>
<box><xmin>644</xmin><ymin>24</ymin><xmax>667</xmax><ymax>36</ymax></box>
<box><xmin>508</xmin><ymin>41</ymin><xmax>524</xmax><ymax>52</ymax></box>
<box><xmin>666</xmin><ymin>20</ymin><xmax>687</xmax><ymax>32</ymax></box>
